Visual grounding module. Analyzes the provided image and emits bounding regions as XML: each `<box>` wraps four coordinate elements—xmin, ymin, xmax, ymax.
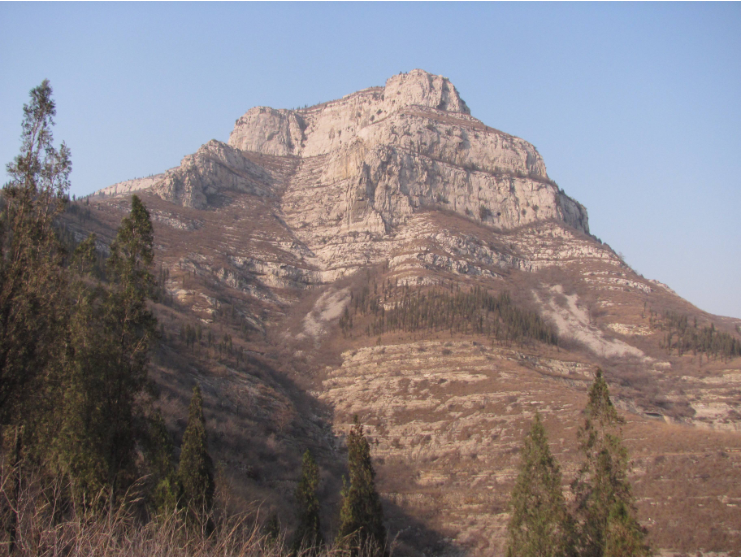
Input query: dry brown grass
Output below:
<box><xmin>0</xmin><ymin>471</ymin><xmax>390</xmax><ymax>557</ymax></box>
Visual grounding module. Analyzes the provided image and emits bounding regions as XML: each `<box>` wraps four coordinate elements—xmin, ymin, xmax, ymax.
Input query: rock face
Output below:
<box><xmin>94</xmin><ymin>173</ymin><xmax>166</xmax><ymax>198</ymax></box>
<box><xmin>151</xmin><ymin>140</ymin><xmax>280</xmax><ymax>209</ymax></box>
<box><xmin>152</xmin><ymin>69</ymin><xmax>587</xmax><ymax>244</ymax></box>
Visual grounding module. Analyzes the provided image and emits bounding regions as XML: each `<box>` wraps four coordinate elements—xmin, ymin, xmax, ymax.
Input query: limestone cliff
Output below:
<box><xmin>150</xmin><ymin>69</ymin><xmax>588</xmax><ymax>236</ymax></box>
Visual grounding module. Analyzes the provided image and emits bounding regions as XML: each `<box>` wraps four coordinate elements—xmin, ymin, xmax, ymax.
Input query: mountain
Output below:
<box><xmin>67</xmin><ymin>69</ymin><xmax>740</xmax><ymax>556</ymax></box>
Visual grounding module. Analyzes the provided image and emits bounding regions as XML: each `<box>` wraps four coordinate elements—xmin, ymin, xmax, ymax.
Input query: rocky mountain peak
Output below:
<box><xmin>382</xmin><ymin>69</ymin><xmax>470</xmax><ymax>115</ymax></box>
<box><xmin>146</xmin><ymin>70</ymin><xmax>589</xmax><ymax>238</ymax></box>
<box><xmin>227</xmin><ymin>69</ymin><xmax>469</xmax><ymax>157</ymax></box>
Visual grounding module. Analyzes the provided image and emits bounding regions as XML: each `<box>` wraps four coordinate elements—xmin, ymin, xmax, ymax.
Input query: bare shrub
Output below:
<box><xmin>0</xmin><ymin>468</ymin><xmax>391</xmax><ymax>557</ymax></box>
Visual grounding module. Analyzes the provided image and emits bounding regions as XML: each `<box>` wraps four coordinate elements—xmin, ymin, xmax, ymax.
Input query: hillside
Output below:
<box><xmin>65</xmin><ymin>69</ymin><xmax>740</xmax><ymax>556</ymax></box>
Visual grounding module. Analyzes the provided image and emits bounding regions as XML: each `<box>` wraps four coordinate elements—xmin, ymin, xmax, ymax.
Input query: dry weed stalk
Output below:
<box><xmin>0</xmin><ymin>468</ymin><xmax>387</xmax><ymax>557</ymax></box>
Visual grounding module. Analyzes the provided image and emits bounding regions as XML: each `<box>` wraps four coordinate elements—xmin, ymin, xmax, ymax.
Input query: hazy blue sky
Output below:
<box><xmin>1</xmin><ymin>2</ymin><xmax>739</xmax><ymax>318</ymax></box>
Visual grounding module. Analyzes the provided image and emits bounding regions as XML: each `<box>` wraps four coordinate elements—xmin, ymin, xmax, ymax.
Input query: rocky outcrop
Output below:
<box><xmin>93</xmin><ymin>173</ymin><xmax>166</xmax><ymax>198</ymax></box>
<box><xmin>228</xmin><ymin>69</ymin><xmax>471</xmax><ymax>157</ymax></box>
<box><xmin>109</xmin><ymin>70</ymin><xmax>589</xmax><ymax>281</ymax></box>
<box><xmin>151</xmin><ymin>140</ymin><xmax>279</xmax><ymax>209</ymax></box>
<box><xmin>228</xmin><ymin>107</ymin><xmax>305</xmax><ymax>156</ymax></box>
<box><xmin>225</xmin><ymin>69</ymin><xmax>588</xmax><ymax>235</ymax></box>
<box><xmin>95</xmin><ymin>70</ymin><xmax>599</xmax><ymax>284</ymax></box>
<box><xmin>227</xmin><ymin>70</ymin><xmax>588</xmax><ymax>236</ymax></box>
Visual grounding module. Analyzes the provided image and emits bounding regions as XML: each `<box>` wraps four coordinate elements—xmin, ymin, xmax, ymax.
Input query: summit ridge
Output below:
<box><xmin>137</xmin><ymin>69</ymin><xmax>589</xmax><ymax>281</ymax></box>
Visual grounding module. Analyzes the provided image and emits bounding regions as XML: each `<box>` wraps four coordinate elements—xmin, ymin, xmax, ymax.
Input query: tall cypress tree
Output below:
<box><xmin>53</xmin><ymin>196</ymin><xmax>157</xmax><ymax>507</ymax></box>
<box><xmin>101</xmin><ymin>194</ymin><xmax>157</xmax><ymax>501</ymax></box>
<box><xmin>506</xmin><ymin>413</ymin><xmax>575</xmax><ymax>557</ymax></box>
<box><xmin>572</xmin><ymin>369</ymin><xmax>651</xmax><ymax>557</ymax></box>
<box><xmin>178</xmin><ymin>384</ymin><xmax>214</xmax><ymax>525</ymax></box>
<box><xmin>145</xmin><ymin>410</ymin><xmax>179</xmax><ymax>517</ymax></box>
<box><xmin>291</xmin><ymin>449</ymin><xmax>323</xmax><ymax>555</ymax></box>
<box><xmin>54</xmin><ymin>234</ymin><xmax>109</xmax><ymax>502</ymax></box>
<box><xmin>336</xmin><ymin>416</ymin><xmax>386</xmax><ymax>557</ymax></box>
<box><xmin>0</xmin><ymin>81</ymin><xmax>70</xmax><ymax>548</ymax></box>
<box><xmin>0</xmin><ymin>79</ymin><xmax>70</xmax><ymax>441</ymax></box>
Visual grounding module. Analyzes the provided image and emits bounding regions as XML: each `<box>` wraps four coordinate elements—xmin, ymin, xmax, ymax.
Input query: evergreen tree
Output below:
<box><xmin>572</xmin><ymin>370</ymin><xmax>651</xmax><ymax>557</ymax></box>
<box><xmin>178</xmin><ymin>384</ymin><xmax>214</xmax><ymax>525</ymax></box>
<box><xmin>0</xmin><ymin>82</ymin><xmax>165</xmax><ymax>527</ymax></box>
<box><xmin>53</xmin><ymin>238</ymin><xmax>109</xmax><ymax>501</ymax></box>
<box><xmin>0</xmin><ymin>81</ymin><xmax>70</xmax><ymax>547</ymax></box>
<box><xmin>291</xmin><ymin>449</ymin><xmax>323</xmax><ymax>555</ymax></box>
<box><xmin>145</xmin><ymin>410</ymin><xmax>179</xmax><ymax>517</ymax></box>
<box><xmin>53</xmin><ymin>196</ymin><xmax>157</xmax><ymax>507</ymax></box>
<box><xmin>336</xmin><ymin>416</ymin><xmax>386</xmax><ymax>557</ymax></box>
<box><xmin>99</xmin><ymin>194</ymin><xmax>157</xmax><ymax>501</ymax></box>
<box><xmin>0</xmin><ymin>79</ymin><xmax>70</xmax><ymax>438</ymax></box>
<box><xmin>264</xmin><ymin>513</ymin><xmax>281</xmax><ymax>546</ymax></box>
<box><xmin>506</xmin><ymin>413</ymin><xmax>575</xmax><ymax>557</ymax></box>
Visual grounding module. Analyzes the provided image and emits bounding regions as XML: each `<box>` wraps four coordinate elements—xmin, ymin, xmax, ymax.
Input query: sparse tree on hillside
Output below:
<box><xmin>506</xmin><ymin>413</ymin><xmax>575</xmax><ymax>557</ymax></box>
<box><xmin>291</xmin><ymin>449</ymin><xmax>323</xmax><ymax>555</ymax></box>
<box><xmin>178</xmin><ymin>384</ymin><xmax>214</xmax><ymax>527</ymax></box>
<box><xmin>336</xmin><ymin>416</ymin><xmax>386</xmax><ymax>557</ymax></box>
<box><xmin>572</xmin><ymin>370</ymin><xmax>651</xmax><ymax>557</ymax></box>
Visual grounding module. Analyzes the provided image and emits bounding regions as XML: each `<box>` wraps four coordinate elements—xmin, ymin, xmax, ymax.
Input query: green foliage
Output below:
<box><xmin>507</xmin><ymin>373</ymin><xmax>652</xmax><ymax>557</ymax></box>
<box><xmin>656</xmin><ymin>311</ymin><xmax>740</xmax><ymax>359</ymax></box>
<box><xmin>0</xmin><ymin>83</ymin><xmax>168</xmax><ymax>529</ymax></box>
<box><xmin>54</xmin><ymin>196</ymin><xmax>158</xmax><ymax>506</ymax></box>
<box><xmin>0</xmin><ymin>79</ymin><xmax>70</xmax><ymax>433</ymax></box>
<box><xmin>506</xmin><ymin>413</ymin><xmax>575</xmax><ymax>557</ymax></box>
<box><xmin>107</xmin><ymin>194</ymin><xmax>155</xmax><ymax>300</ymax></box>
<box><xmin>178</xmin><ymin>384</ymin><xmax>214</xmax><ymax>525</ymax></box>
<box><xmin>292</xmin><ymin>450</ymin><xmax>323</xmax><ymax>555</ymax></box>
<box><xmin>572</xmin><ymin>370</ymin><xmax>651</xmax><ymax>557</ymax></box>
<box><xmin>342</xmin><ymin>280</ymin><xmax>557</xmax><ymax>346</ymax></box>
<box><xmin>144</xmin><ymin>411</ymin><xmax>179</xmax><ymax>517</ymax></box>
<box><xmin>603</xmin><ymin>500</ymin><xmax>652</xmax><ymax>557</ymax></box>
<box><xmin>336</xmin><ymin>417</ymin><xmax>386</xmax><ymax>557</ymax></box>
<box><xmin>264</xmin><ymin>513</ymin><xmax>281</xmax><ymax>545</ymax></box>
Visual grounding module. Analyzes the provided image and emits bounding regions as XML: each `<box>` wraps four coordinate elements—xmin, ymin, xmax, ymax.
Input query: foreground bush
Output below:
<box><xmin>0</xmin><ymin>469</ymin><xmax>388</xmax><ymax>557</ymax></box>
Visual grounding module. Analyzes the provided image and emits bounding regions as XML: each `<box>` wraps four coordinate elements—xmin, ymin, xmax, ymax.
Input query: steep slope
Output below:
<box><xmin>70</xmin><ymin>69</ymin><xmax>740</xmax><ymax>557</ymax></box>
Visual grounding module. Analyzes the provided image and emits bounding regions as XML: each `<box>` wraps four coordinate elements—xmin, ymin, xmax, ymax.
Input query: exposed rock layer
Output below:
<box><xmin>148</xmin><ymin>70</ymin><xmax>587</xmax><ymax>256</ymax></box>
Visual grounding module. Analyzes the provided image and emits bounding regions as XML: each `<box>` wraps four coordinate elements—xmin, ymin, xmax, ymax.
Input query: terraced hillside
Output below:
<box><xmin>63</xmin><ymin>69</ymin><xmax>740</xmax><ymax>556</ymax></box>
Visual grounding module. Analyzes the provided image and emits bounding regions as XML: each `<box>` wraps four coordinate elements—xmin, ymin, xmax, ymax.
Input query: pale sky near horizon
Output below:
<box><xmin>1</xmin><ymin>2</ymin><xmax>739</xmax><ymax>318</ymax></box>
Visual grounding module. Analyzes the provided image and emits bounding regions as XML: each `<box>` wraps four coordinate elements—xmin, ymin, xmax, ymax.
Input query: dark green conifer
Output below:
<box><xmin>572</xmin><ymin>370</ymin><xmax>651</xmax><ymax>557</ymax></box>
<box><xmin>101</xmin><ymin>194</ymin><xmax>157</xmax><ymax>499</ymax></box>
<box><xmin>264</xmin><ymin>513</ymin><xmax>281</xmax><ymax>547</ymax></box>
<box><xmin>336</xmin><ymin>416</ymin><xmax>386</xmax><ymax>556</ymax></box>
<box><xmin>54</xmin><ymin>196</ymin><xmax>157</xmax><ymax>506</ymax></box>
<box><xmin>291</xmin><ymin>449</ymin><xmax>323</xmax><ymax>555</ymax></box>
<box><xmin>506</xmin><ymin>413</ymin><xmax>575</xmax><ymax>557</ymax></box>
<box><xmin>54</xmin><ymin>235</ymin><xmax>109</xmax><ymax>501</ymax></box>
<box><xmin>0</xmin><ymin>79</ymin><xmax>70</xmax><ymax>440</ymax></box>
<box><xmin>178</xmin><ymin>384</ymin><xmax>214</xmax><ymax>524</ymax></box>
<box><xmin>145</xmin><ymin>410</ymin><xmax>179</xmax><ymax>517</ymax></box>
